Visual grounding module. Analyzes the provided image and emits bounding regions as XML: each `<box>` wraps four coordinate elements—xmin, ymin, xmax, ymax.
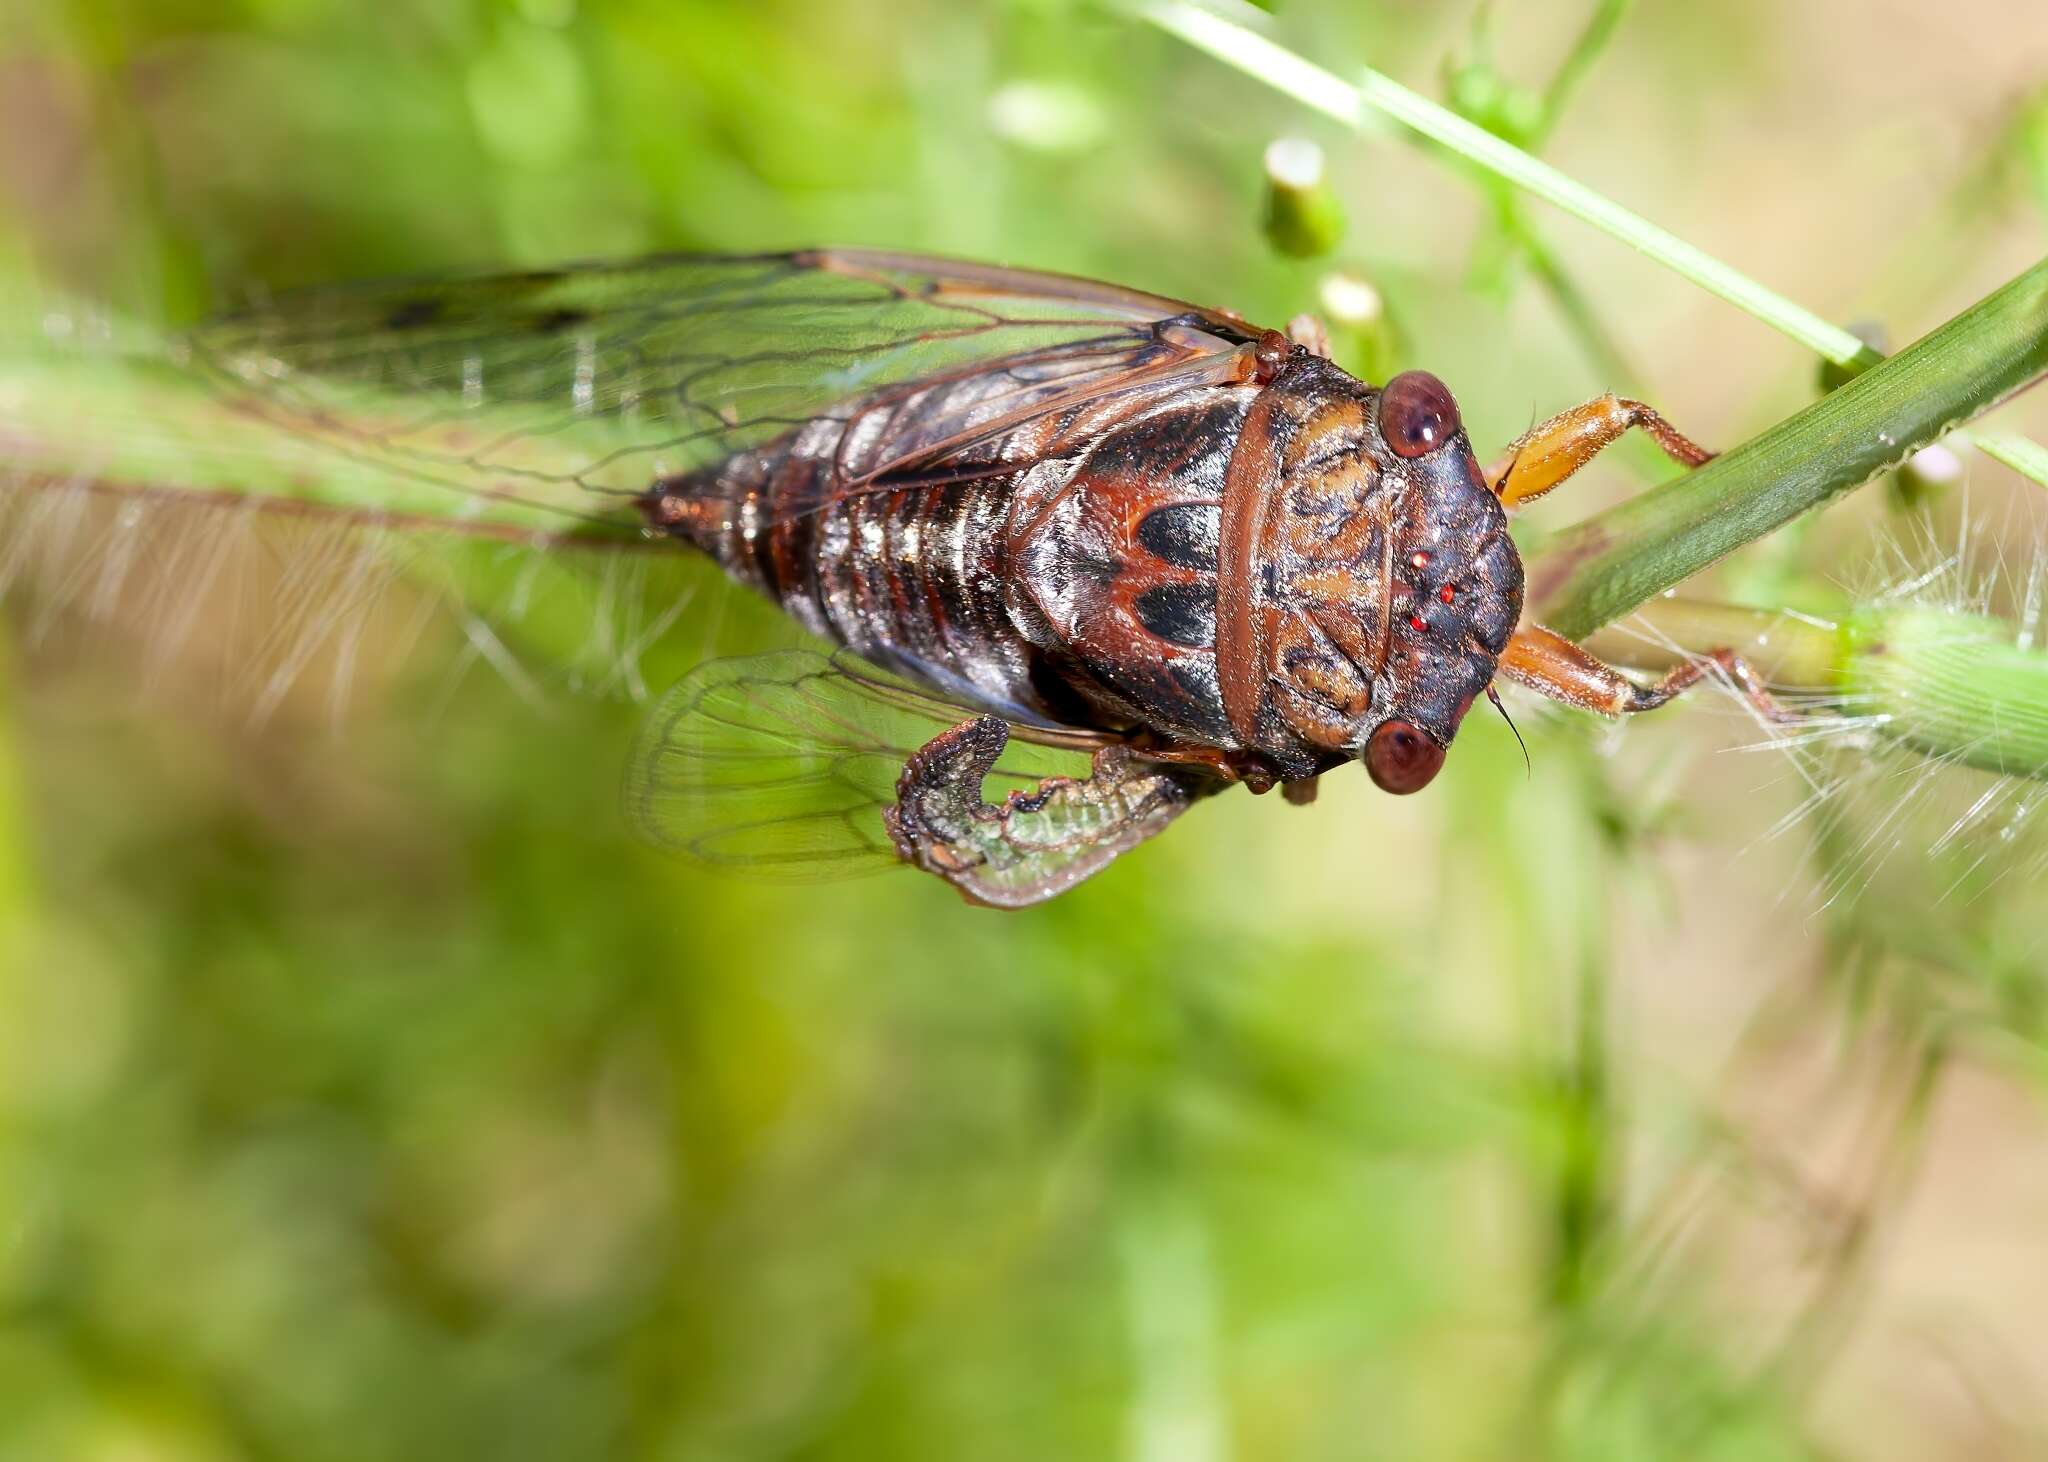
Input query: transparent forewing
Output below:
<box><xmin>187</xmin><ymin>250</ymin><xmax>1265</xmax><ymax>539</ymax></box>
<box><xmin>624</xmin><ymin>648</ymin><xmax>1109</xmax><ymax>880</ymax></box>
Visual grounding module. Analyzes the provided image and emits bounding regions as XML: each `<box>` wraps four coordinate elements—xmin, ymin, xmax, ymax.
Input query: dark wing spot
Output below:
<box><xmin>1134</xmin><ymin>583</ymin><xmax>1217</xmax><ymax>649</ymax></box>
<box><xmin>383</xmin><ymin>297</ymin><xmax>445</xmax><ymax>331</ymax></box>
<box><xmin>1134</xmin><ymin>503</ymin><xmax>1221</xmax><ymax>571</ymax></box>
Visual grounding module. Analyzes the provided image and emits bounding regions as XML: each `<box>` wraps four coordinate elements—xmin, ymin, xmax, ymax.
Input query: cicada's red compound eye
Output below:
<box><xmin>1364</xmin><ymin>718</ymin><xmax>1446</xmax><ymax>794</ymax></box>
<box><xmin>1378</xmin><ymin>371</ymin><xmax>1461</xmax><ymax>459</ymax></box>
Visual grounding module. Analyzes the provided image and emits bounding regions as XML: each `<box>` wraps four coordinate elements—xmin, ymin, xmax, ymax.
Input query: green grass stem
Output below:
<box><xmin>1140</xmin><ymin>0</ymin><xmax>2048</xmax><ymax>492</ymax></box>
<box><xmin>1141</xmin><ymin>0</ymin><xmax>1883</xmax><ymax>367</ymax></box>
<box><xmin>1530</xmin><ymin>258</ymin><xmax>2048</xmax><ymax>637</ymax></box>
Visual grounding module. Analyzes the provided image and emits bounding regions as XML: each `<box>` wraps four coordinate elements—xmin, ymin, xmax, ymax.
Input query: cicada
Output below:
<box><xmin>188</xmin><ymin>250</ymin><xmax>1779</xmax><ymax>906</ymax></box>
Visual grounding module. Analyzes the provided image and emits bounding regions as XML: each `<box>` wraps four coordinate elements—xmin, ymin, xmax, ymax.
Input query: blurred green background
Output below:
<box><xmin>5</xmin><ymin>1</ymin><xmax>2048</xmax><ymax>1458</ymax></box>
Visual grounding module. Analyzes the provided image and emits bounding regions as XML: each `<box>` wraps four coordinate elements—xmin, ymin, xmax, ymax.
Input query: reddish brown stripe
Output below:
<box><xmin>920</xmin><ymin>485</ymin><xmax>968</xmax><ymax>655</ymax></box>
<box><xmin>1216</xmin><ymin>386</ymin><xmax>1287</xmax><ymax>745</ymax></box>
<box><xmin>756</xmin><ymin>457</ymin><xmax>801</xmax><ymax>588</ymax></box>
<box><xmin>767</xmin><ymin>507</ymin><xmax>802</xmax><ymax>603</ymax></box>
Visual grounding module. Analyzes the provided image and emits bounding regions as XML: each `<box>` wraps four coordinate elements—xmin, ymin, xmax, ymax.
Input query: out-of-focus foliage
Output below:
<box><xmin>3</xmin><ymin>2</ymin><xmax>2048</xmax><ymax>1459</ymax></box>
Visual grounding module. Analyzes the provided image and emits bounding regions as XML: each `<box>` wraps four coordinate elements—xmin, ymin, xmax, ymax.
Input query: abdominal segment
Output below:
<box><xmin>645</xmin><ymin>424</ymin><xmax>1053</xmax><ymax>723</ymax></box>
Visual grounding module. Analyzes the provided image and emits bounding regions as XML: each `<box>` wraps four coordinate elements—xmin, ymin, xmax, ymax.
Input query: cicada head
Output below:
<box><xmin>1252</xmin><ymin>365</ymin><xmax>1522</xmax><ymax>793</ymax></box>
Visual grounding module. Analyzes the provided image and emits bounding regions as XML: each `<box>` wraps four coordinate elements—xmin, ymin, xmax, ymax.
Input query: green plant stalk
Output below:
<box><xmin>1590</xmin><ymin>598</ymin><xmax>2048</xmax><ymax>780</ymax></box>
<box><xmin>1581</xmin><ymin>598</ymin><xmax>1842</xmax><ymax>689</ymax></box>
<box><xmin>1530</xmin><ymin>257</ymin><xmax>2048</xmax><ymax>637</ymax></box>
<box><xmin>1975</xmin><ymin>430</ymin><xmax>2048</xmax><ymax>484</ymax></box>
<box><xmin>1262</xmin><ymin>170</ymin><xmax>1346</xmax><ymax>258</ymax></box>
<box><xmin>1842</xmin><ymin>610</ymin><xmax>2048</xmax><ymax>778</ymax></box>
<box><xmin>1141</xmin><ymin>0</ymin><xmax>1881</xmax><ymax>367</ymax></box>
<box><xmin>1554</xmin><ymin>255</ymin><xmax>2048</xmax><ymax>782</ymax></box>
<box><xmin>1532</xmin><ymin>0</ymin><xmax>1632</xmax><ymax>148</ymax></box>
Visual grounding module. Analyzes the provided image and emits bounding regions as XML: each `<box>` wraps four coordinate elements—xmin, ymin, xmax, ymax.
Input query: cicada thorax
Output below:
<box><xmin>1210</xmin><ymin>353</ymin><xmax>1523</xmax><ymax>777</ymax></box>
<box><xmin>995</xmin><ymin>350</ymin><xmax>1524</xmax><ymax>778</ymax></box>
<box><xmin>990</xmin><ymin>355</ymin><xmax>1521</xmax><ymax>776</ymax></box>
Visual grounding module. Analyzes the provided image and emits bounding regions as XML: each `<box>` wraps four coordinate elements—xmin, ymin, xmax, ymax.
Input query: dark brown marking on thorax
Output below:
<box><xmin>1003</xmin><ymin>386</ymin><xmax>1259</xmax><ymax>746</ymax></box>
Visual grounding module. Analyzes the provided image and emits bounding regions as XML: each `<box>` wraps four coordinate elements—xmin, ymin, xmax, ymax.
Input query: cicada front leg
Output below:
<box><xmin>1486</xmin><ymin>393</ymin><xmax>1713</xmax><ymax>509</ymax></box>
<box><xmin>1500</xmin><ymin>624</ymin><xmax>1794</xmax><ymax>723</ymax></box>
<box><xmin>1483</xmin><ymin>397</ymin><xmax>1792</xmax><ymax>722</ymax></box>
<box><xmin>885</xmin><ymin>718</ymin><xmax>1207</xmax><ymax>908</ymax></box>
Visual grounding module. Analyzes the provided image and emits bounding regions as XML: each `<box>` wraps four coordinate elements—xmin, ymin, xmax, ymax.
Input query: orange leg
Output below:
<box><xmin>1484</xmin><ymin>399</ymin><xmax>1789</xmax><ymax>723</ymax></box>
<box><xmin>1486</xmin><ymin>394</ymin><xmax>1713</xmax><ymax>510</ymax></box>
<box><xmin>1499</xmin><ymin>624</ymin><xmax>1793</xmax><ymax>723</ymax></box>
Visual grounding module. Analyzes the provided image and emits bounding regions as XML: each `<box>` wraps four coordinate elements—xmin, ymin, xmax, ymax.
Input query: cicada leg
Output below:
<box><xmin>1120</xmin><ymin>734</ymin><xmax>1288</xmax><ymax>794</ymax></box>
<box><xmin>1482</xmin><ymin>401</ymin><xmax>1794</xmax><ymax>723</ymax></box>
<box><xmin>1500</xmin><ymin>624</ymin><xmax>1793</xmax><ymax>723</ymax></box>
<box><xmin>1486</xmin><ymin>394</ymin><xmax>1713</xmax><ymax>509</ymax></box>
<box><xmin>1281</xmin><ymin>776</ymin><xmax>1320</xmax><ymax>806</ymax></box>
<box><xmin>885</xmin><ymin>717</ymin><xmax>1208</xmax><ymax>908</ymax></box>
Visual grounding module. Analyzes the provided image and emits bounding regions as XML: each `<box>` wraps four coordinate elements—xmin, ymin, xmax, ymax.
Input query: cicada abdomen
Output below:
<box><xmin>642</xmin><ymin>360</ymin><xmax>1264</xmax><ymax>741</ymax></box>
